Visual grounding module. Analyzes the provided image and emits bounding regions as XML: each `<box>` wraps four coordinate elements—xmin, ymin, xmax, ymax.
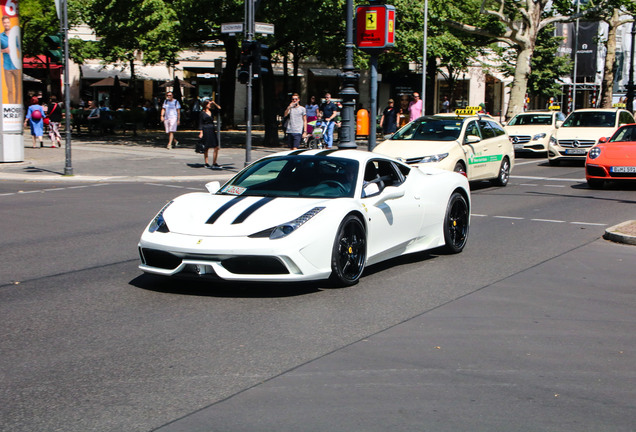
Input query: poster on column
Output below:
<box><xmin>1</xmin><ymin>0</ymin><xmax>22</xmax><ymax>132</ymax></box>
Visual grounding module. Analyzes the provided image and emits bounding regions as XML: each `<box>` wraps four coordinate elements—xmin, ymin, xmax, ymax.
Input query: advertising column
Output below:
<box><xmin>0</xmin><ymin>0</ymin><xmax>23</xmax><ymax>162</ymax></box>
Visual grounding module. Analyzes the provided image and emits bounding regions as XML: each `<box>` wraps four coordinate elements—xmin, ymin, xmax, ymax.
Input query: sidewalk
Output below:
<box><xmin>0</xmin><ymin>129</ymin><xmax>287</xmax><ymax>183</ymax></box>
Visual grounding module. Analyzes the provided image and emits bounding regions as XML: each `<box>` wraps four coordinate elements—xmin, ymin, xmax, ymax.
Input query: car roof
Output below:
<box><xmin>570</xmin><ymin>108</ymin><xmax>623</xmax><ymax>113</ymax></box>
<box><xmin>265</xmin><ymin>148</ymin><xmax>405</xmax><ymax>166</ymax></box>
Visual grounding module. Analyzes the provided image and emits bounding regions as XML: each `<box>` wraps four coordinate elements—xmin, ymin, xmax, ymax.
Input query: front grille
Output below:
<box><xmin>609</xmin><ymin>171</ymin><xmax>636</xmax><ymax>178</ymax></box>
<box><xmin>221</xmin><ymin>256</ymin><xmax>289</xmax><ymax>275</ymax></box>
<box><xmin>557</xmin><ymin>139</ymin><xmax>596</xmax><ymax>148</ymax></box>
<box><xmin>586</xmin><ymin>165</ymin><xmax>606</xmax><ymax>177</ymax></box>
<box><xmin>140</xmin><ymin>248</ymin><xmax>182</xmax><ymax>270</ymax></box>
<box><xmin>510</xmin><ymin>135</ymin><xmax>531</xmax><ymax>144</ymax></box>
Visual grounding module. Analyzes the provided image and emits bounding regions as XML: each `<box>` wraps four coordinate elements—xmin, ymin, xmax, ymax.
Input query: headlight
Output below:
<box><xmin>588</xmin><ymin>147</ymin><xmax>601</xmax><ymax>159</ymax></box>
<box><xmin>249</xmin><ymin>207</ymin><xmax>325</xmax><ymax>239</ymax></box>
<box><xmin>417</xmin><ymin>153</ymin><xmax>449</xmax><ymax>163</ymax></box>
<box><xmin>532</xmin><ymin>133</ymin><xmax>546</xmax><ymax>140</ymax></box>
<box><xmin>549</xmin><ymin>136</ymin><xmax>557</xmax><ymax>145</ymax></box>
<box><xmin>148</xmin><ymin>201</ymin><xmax>173</xmax><ymax>233</ymax></box>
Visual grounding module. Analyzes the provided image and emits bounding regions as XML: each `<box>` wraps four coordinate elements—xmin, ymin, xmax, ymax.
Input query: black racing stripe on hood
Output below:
<box><xmin>232</xmin><ymin>197</ymin><xmax>275</xmax><ymax>224</ymax></box>
<box><xmin>206</xmin><ymin>196</ymin><xmax>247</xmax><ymax>224</ymax></box>
<box><xmin>316</xmin><ymin>148</ymin><xmax>341</xmax><ymax>156</ymax></box>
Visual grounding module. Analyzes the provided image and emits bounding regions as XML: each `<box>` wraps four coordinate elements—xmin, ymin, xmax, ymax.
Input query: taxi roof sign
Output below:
<box><xmin>548</xmin><ymin>105</ymin><xmax>561</xmax><ymax>110</ymax></box>
<box><xmin>455</xmin><ymin>108</ymin><xmax>480</xmax><ymax>116</ymax></box>
<box><xmin>613</xmin><ymin>103</ymin><xmax>626</xmax><ymax>108</ymax></box>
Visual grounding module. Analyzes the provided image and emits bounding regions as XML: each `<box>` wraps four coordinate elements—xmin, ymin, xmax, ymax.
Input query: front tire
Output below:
<box><xmin>330</xmin><ymin>215</ymin><xmax>366</xmax><ymax>286</ymax></box>
<box><xmin>492</xmin><ymin>157</ymin><xmax>510</xmax><ymax>186</ymax></box>
<box><xmin>443</xmin><ymin>192</ymin><xmax>469</xmax><ymax>254</ymax></box>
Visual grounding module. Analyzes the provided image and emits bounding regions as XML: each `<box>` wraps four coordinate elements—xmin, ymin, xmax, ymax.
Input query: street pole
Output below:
<box><xmin>338</xmin><ymin>0</ymin><xmax>359</xmax><ymax>149</ymax></box>
<box><xmin>369</xmin><ymin>55</ymin><xmax>378</xmax><ymax>150</ymax></box>
<box><xmin>572</xmin><ymin>0</ymin><xmax>580</xmax><ymax>112</ymax></box>
<box><xmin>626</xmin><ymin>23</ymin><xmax>635</xmax><ymax>113</ymax></box>
<box><xmin>244</xmin><ymin>0</ymin><xmax>254</xmax><ymax>166</ymax></box>
<box><xmin>422</xmin><ymin>0</ymin><xmax>428</xmax><ymax>115</ymax></box>
<box><xmin>62</xmin><ymin>0</ymin><xmax>72</xmax><ymax>176</ymax></box>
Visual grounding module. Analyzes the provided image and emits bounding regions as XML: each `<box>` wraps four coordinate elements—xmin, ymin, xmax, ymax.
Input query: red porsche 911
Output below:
<box><xmin>586</xmin><ymin>123</ymin><xmax>636</xmax><ymax>188</ymax></box>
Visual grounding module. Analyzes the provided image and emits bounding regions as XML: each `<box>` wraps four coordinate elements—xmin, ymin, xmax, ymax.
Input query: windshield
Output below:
<box><xmin>508</xmin><ymin>114</ymin><xmax>552</xmax><ymax>126</ymax></box>
<box><xmin>390</xmin><ymin>116</ymin><xmax>464</xmax><ymax>141</ymax></box>
<box><xmin>219</xmin><ymin>155</ymin><xmax>359</xmax><ymax>198</ymax></box>
<box><xmin>562</xmin><ymin>111</ymin><xmax>616</xmax><ymax>128</ymax></box>
<box><xmin>610</xmin><ymin>125</ymin><xmax>636</xmax><ymax>142</ymax></box>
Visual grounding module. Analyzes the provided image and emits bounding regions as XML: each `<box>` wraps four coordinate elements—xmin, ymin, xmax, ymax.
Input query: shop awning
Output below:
<box><xmin>309</xmin><ymin>68</ymin><xmax>341</xmax><ymax>77</ymax></box>
<box><xmin>81</xmin><ymin>63</ymin><xmax>172</xmax><ymax>81</ymax></box>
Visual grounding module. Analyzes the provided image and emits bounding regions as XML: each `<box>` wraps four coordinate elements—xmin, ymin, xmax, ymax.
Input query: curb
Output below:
<box><xmin>603</xmin><ymin>220</ymin><xmax>636</xmax><ymax>246</ymax></box>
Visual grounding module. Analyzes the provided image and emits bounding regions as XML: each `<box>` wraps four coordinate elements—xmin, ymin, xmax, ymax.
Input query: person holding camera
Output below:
<box><xmin>284</xmin><ymin>93</ymin><xmax>307</xmax><ymax>150</ymax></box>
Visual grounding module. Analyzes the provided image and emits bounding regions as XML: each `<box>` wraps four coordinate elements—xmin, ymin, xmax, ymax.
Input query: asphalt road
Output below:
<box><xmin>1</xmin><ymin>158</ymin><xmax>634</xmax><ymax>432</ymax></box>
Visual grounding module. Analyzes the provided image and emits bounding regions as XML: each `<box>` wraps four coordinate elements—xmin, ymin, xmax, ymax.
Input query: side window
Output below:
<box><xmin>464</xmin><ymin>121</ymin><xmax>481</xmax><ymax>142</ymax></box>
<box><xmin>362</xmin><ymin>160</ymin><xmax>404</xmax><ymax>197</ymax></box>
<box><xmin>557</xmin><ymin>112</ymin><xmax>566</xmax><ymax>122</ymax></box>
<box><xmin>620</xmin><ymin>111</ymin><xmax>634</xmax><ymax>125</ymax></box>
<box><xmin>478</xmin><ymin>120</ymin><xmax>496</xmax><ymax>139</ymax></box>
<box><xmin>488</xmin><ymin>121</ymin><xmax>506</xmax><ymax>137</ymax></box>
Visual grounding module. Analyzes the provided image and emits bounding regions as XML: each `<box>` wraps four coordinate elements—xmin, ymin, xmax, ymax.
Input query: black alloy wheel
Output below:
<box><xmin>443</xmin><ymin>192</ymin><xmax>469</xmax><ymax>254</ymax></box>
<box><xmin>330</xmin><ymin>215</ymin><xmax>367</xmax><ymax>286</ymax></box>
<box><xmin>492</xmin><ymin>157</ymin><xmax>510</xmax><ymax>186</ymax></box>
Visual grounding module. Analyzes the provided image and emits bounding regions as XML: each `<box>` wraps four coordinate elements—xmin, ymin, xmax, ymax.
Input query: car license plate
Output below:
<box><xmin>565</xmin><ymin>148</ymin><xmax>587</xmax><ymax>155</ymax></box>
<box><xmin>610</xmin><ymin>166</ymin><xmax>636</xmax><ymax>173</ymax></box>
<box><xmin>514</xmin><ymin>144</ymin><xmax>524</xmax><ymax>150</ymax></box>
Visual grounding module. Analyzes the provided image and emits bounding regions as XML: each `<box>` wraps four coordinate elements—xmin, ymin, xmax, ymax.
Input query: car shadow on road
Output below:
<box><xmin>130</xmin><ymin>273</ymin><xmax>324</xmax><ymax>298</ymax></box>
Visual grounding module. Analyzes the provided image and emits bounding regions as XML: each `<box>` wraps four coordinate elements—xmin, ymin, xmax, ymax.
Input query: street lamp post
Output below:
<box><xmin>338</xmin><ymin>0</ymin><xmax>359</xmax><ymax>149</ymax></box>
<box><xmin>626</xmin><ymin>23</ymin><xmax>636</xmax><ymax>113</ymax></box>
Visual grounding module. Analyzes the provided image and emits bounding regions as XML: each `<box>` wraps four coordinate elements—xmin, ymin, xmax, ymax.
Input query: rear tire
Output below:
<box><xmin>329</xmin><ymin>215</ymin><xmax>366</xmax><ymax>287</ymax></box>
<box><xmin>443</xmin><ymin>192</ymin><xmax>469</xmax><ymax>254</ymax></box>
<box><xmin>492</xmin><ymin>157</ymin><xmax>510</xmax><ymax>186</ymax></box>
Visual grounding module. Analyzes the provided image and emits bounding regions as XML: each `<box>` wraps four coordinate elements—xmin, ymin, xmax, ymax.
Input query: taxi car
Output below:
<box><xmin>585</xmin><ymin>123</ymin><xmax>636</xmax><ymax>188</ymax></box>
<box><xmin>373</xmin><ymin>107</ymin><xmax>514</xmax><ymax>186</ymax></box>
<box><xmin>505</xmin><ymin>108</ymin><xmax>565</xmax><ymax>153</ymax></box>
<box><xmin>548</xmin><ymin>108</ymin><xmax>634</xmax><ymax>166</ymax></box>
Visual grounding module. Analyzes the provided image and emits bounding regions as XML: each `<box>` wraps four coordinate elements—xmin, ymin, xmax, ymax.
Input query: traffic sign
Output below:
<box><xmin>221</xmin><ymin>22</ymin><xmax>274</xmax><ymax>35</ymax></box>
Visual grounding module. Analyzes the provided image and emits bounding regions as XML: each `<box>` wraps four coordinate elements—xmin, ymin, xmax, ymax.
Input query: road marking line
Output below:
<box><xmin>471</xmin><ymin>214</ymin><xmax>488</xmax><ymax>217</ymax></box>
<box><xmin>494</xmin><ymin>215</ymin><xmax>524</xmax><ymax>220</ymax></box>
<box><xmin>571</xmin><ymin>221</ymin><xmax>607</xmax><ymax>226</ymax></box>
<box><xmin>531</xmin><ymin>218</ymin><xmax>565</xmax><ymax>223</ymax></box>
<box><xmin>544</xmin><ymin>184</ymin><xmax>566</xmax><ymax>188</ymax></box>
<box><xmin>511</xmin><ymin>175</ymin><xmax>585</xmax><ymax>182</ymax></box>
<box><xmin>519</xmin><ymin>183</ymin><xmax>538</xmax><ymax>186</ymax></box>
<box><xmin>514</xmin><ymin>160</ymin><xmax>544</xmax><ymax>166</ymax></box>
<box><xmin>0</xmin><ymin>192</ymin><xmax>16</xmax><ymax>196</ymax></box>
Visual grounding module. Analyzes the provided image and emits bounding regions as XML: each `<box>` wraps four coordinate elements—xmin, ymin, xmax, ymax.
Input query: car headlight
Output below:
<box><xmin>416</xmin><ymin>153</ymin><xmax>449</xmax><ymax>163</ymax></box>
<box><xmin>532</xmin><ymin>133</ymin><xmax>546</xmax><ymax>140</ymax></box>
<box><xmin>148</xmin><ymin>201</ymin><xmax>173</xmax><ymax>233</ymax></box>
<box><xmin>588</xmin><ymin>147</ymin><xmax>601</xmax><ymax>159</ymax></box>
<box><xmin>249</xmin><ymin>207</ymin><xmax>325</xmax><ymax>239</ymax></box>
<box><xmin>549</xmin><ymin>136</ymin><xmax>557</xmax><ymax>145</ymax></box>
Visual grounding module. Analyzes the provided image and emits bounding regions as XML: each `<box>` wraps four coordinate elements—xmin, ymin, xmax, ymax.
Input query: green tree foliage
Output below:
<box><xmin>19</xmin><ymin>0</ymin><xmax>63</xmax><ymax>62</ymax></box>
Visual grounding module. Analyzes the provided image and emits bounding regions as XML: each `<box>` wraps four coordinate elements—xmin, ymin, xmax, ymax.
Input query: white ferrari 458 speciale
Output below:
<box><xmin>139</xmin><ymin>149</ymin><xmax>470</xmax><ymax>286</ymax></box>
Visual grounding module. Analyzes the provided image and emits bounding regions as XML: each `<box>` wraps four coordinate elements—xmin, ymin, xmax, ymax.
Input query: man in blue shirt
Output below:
<box><xmin>319</xmin><ymin>92</ymin><xmax>339</xmax><ymax>148</ymax></box>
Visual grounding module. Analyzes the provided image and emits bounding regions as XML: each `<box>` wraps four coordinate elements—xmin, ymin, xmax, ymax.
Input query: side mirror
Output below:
<box><xmin>464</xmin><ymin>135</ymin><xmax>481</xmax><ymax>145</ymax></box>
<box><xmin>205</xmin><ymin>181</ymin><xmax>221</xmax><ymax>194</ymax></box>
<box><xmin>373</xmin><ymin>186</ymin><xmax>405</xmax><ymax>206</ymax></box>
<box><xmin>598</xmin><ymin>137</ymin><xmax>608</xmax><ymax>144</ymax></box>
<box><xmin>555</xmin><ymin>120</ymin><xmax>563</xmax><ymax>128</ymax></box>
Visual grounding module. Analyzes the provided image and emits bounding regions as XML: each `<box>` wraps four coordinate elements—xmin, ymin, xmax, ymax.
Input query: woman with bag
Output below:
<box><xmin>198</xmin><ymin>99</ymin><xmax>221</xmax><ymax>168</ymax></box>
<box><xmin>24</xmin><ymin>96</ymin><xmax>46</xmax><ymax>148</ymax></box>
<box><xmin>47</xmin><ymin>95</ymin><xmax>63</xmax><ymax>148</ymax></box>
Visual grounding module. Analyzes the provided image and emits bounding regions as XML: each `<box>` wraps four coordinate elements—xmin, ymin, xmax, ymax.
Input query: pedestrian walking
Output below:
<box><xmin>284</xmin><ymin>93</ymin><xmax>307</xmax><ymax>150</ymax></box>
<box><xmin>198</xmin><ymin>99</ymin><xmax>221</xmax><ymax>168</ymax></box>
<box><xmin>441</xmin><ymin>96</ymin><xmax>450</xmax><ymax>113</ymax></box>
<box><xmin>380</xmin><ymin>98</ymin><xmax>398</xmax><ymax>136</ymax></box>
<box><xmin>409</xmin><ymin>92</ymin><xmax>423</xmax><ymax>121</ymax></box>
<box><xmin>24</xmin><ymin>96</ymin><xmax>45</xmax><ymax>148</ymax></box>
<box><xmin>47</xmin><ymin>95</ymin><xmax>62</xmax><ymax>147</ymax></box>
<box><xmin>319</xmin><ymin>92</ymin><xmax>339</xmax><ymax>148</ymax></box>
<box><xmin>305</xmin><ymin>95</ymin><xmax>319</xmax><ymax>136</ymax></box>
<box><xmin>161</xmin><ymin>91</ymin><xmax>181</xmax><ymax>149</ymax></box>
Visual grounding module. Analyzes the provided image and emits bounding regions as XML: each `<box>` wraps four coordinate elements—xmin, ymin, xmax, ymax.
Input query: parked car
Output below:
<box><xmin>505</xmin><ymin>109</ymin><xmax>565</xmax><ymax>153</ymax></box>
<box><xmin>585</xmin><ymin>123</ymin><xmax>636</xmax><ymax>188</ymax></box>
<box><xmin>139</xmin><ymin>150</ymin><xmax>471</xmax><ymax>286</ymax></box>
<box><xmin>548</xmin><ymin>108</ymin><xmax>635</xmax><ymax>166</ymax></box>
<box><xmin>373</xmin><ymin>110</ymin><xmax>514</xmax><ymax>186</ymax></box>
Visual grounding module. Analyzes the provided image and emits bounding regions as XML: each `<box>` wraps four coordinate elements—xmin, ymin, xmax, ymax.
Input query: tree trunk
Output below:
<box><xmin>600</xmin><ymin>9</ymin><xmax>620</xmax><ymax>108</ymax></box>
<box><xmin>505</xmin><ymin>47</ymin><xmax>533</xmax><ymax>120</ymax></box>
<box><xmin>262</xmin><ymin>57</ymin><xmax>280</xmax><ymax>146</ymax></box>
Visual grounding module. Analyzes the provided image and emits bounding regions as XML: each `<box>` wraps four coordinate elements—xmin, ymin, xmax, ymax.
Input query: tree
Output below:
<box><xmin>448</xmin><ymin>0</ymin><xmax>575</xmax><ymax>119</ymax></box>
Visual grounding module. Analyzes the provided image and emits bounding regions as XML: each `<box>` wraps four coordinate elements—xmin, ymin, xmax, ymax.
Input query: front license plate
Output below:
<box><xmin>610</xmin><ymin>166</ymin><xmax>636</xmax><ymax>173</ymax></box>
<box><xmin>514</xmin><ymin>144</ymin><xmax>524</xmax><ymax>150</ymax></box>
<box><xmin>565</xmin><ymin>148</ymin><xmax>587</xmax><ymax>155</ymax></box>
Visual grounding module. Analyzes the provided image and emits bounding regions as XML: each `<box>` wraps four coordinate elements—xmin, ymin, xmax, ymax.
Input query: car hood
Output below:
<box><xmin>161</xmin><ymin>193</ymin><xmax>333</xmax><ymax>237</ymax></box>
<box><xmin>591</xmin><ymin>143</ymin><xmax>636</xmax><ymax>163</ymax></box>
<box><xmin>555</xmin><ymin>127</ymin><xmax>616</xmax><ymax>140</ymax></box>
<box><xmin>374</xmin><ymin>139</ymin><xmax>459</xmax><ymax>159</ymax></box>
<box><xmin>505</xmin><ymin>125</ymin><xmax>554</xmax><ymax>135</ymax></box>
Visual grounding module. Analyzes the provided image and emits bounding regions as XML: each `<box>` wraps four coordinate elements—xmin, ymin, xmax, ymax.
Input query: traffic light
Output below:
<box><xmin>237</xmin><ymin>40</ymin><xmax>255</xmax><ymax>84</ymax></box>
<box><xmin>44</xmin><ymin>33</ymin><xmax>64</xmax><ymax>64</ymax></box>
<box><xmin>252</xmin><ymin>41</ymin><xmax>269</xmax><ymax>78</ymax></box>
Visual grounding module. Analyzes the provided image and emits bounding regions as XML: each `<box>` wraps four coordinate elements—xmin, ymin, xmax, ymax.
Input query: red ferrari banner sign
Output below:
<box><xmin>355</xmin><ymin>4</ymin><xmax>396</xmax><ymax>51</ymax></box>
